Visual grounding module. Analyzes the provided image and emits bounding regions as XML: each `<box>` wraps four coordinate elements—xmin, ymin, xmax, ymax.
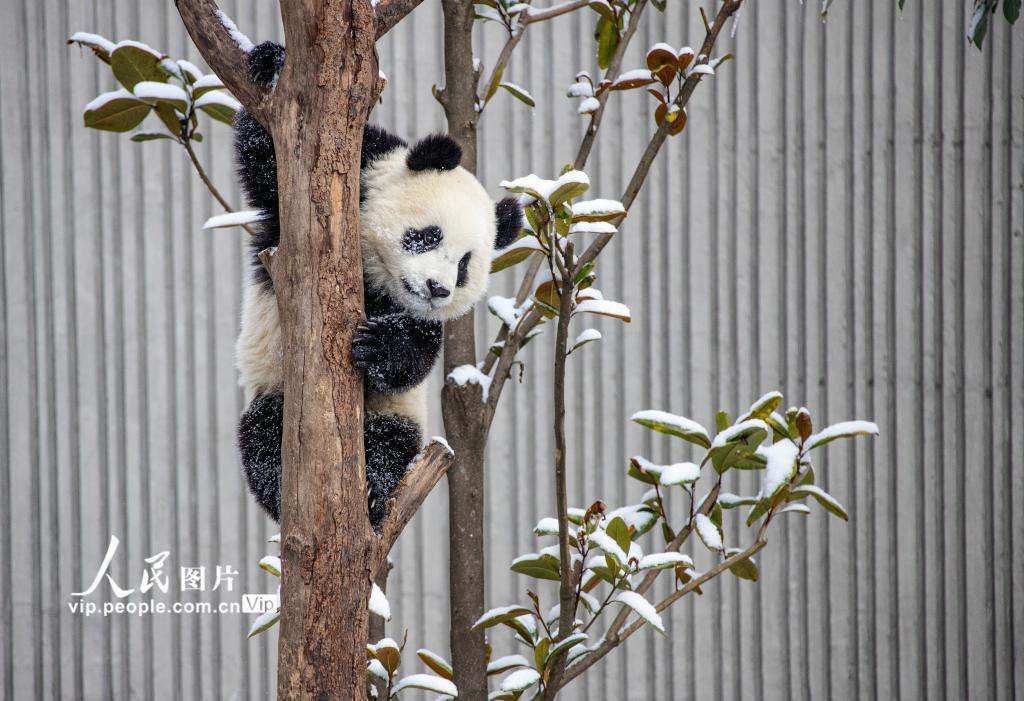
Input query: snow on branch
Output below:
<box><xmin>173</xmin><ymin>0</ymin><xmax>269</xmax><ymax>118</ymax></box>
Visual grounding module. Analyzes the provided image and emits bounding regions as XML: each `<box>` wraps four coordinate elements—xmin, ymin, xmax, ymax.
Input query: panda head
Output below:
<box><xmin>360</xmin><ymin>132</ymin><xmax>523</xmax><ymax>322</ymax></box>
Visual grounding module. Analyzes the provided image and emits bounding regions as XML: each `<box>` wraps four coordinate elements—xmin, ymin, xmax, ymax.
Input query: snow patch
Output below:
<box><xmin>446</xmin><ymin>365</ymin><xmax>491</xmax><ymax>401</ymax></box>
<box><xmin>203</xmin><ymin>210</ymin><xmax>267</xmax><ymax>229</ymax></box>
<box><xmin>215</xmin><ymin>9</ymin><xmax>254</xmax><ymax>53</ymax></box>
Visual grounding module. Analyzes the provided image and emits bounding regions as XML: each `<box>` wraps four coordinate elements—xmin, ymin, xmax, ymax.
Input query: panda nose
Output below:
<box><xmin>427</xmin><ymin>279</ymin><xmax>451</xmax><ymax>299</ymax></box>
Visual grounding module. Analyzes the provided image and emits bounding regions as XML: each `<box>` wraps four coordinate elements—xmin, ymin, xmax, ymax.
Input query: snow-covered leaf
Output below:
<box><xmin>758</xmin><ymin>439</ymin><xmax>800</xmax><ymax>501</ymax></box>
<box><xmin>577</xmin><ymin>96</ymin><xmax>601</xmax><ymax>114</ymax></box>
<box><xmin>588</xmin><ymin>528</ymin><xmax>628</xmax><ymax>567</ymax></box>
<box><xmin>83</xmin><ymin>89</ymin><xmax>151</xmax><ymax>132</ymax></box>
<box><xmin>549</xmin><ymin>632</ymin><xmax>588</xmax><ymax>658</ymax></box>
<box><xmin>805</xmin><ymin>421</ymin><xmax>879</xmax><ymax>450</ymax></box>
<box><xmin>547</xmin><ymin>169</ymin><xmax>590</xmax><ymax>206</ymax></box>
<box><xmin>614</xmin><ymin>591</ymin><xmax>664</xmax><ymax>633</ymax></box>
<box><xmin>569</xmin><ymin>328</ymin><xmax>601</xmax><ymax>353</ymax></box>
<box><xmin>133</xmin><ymin>80</ymin><xmax>188</xmax><ymax>110</ymax></box>
<box><xmin>605</xmin><ymin>504</ymin><xmax>658</xmax><ymax>536</ymax></box>
<box><xmin>779</xmin><ymin>504</ymin><xmax>811</xmax><ymax>516</ymax></box>
<box><xmin>725</xmin><ymin>548</ymin><xmax>758</xmax><ymax>581</ymax></box>
<box><xmin>392</xmin><ymin>673</ymin><xmax>459</xmax><ymax>696</ymax></box>
<box><xmin>192</xmin><ymin>73</ymin><xmax>225</xmax><ymax>98</ymax></box>
<box><xmin>367</xmin><ymin>638</ymin><xmax>402</xmax><ymax>675</ymax></box>
<box><xmin>109</xmin><ymin>40</ymin><xmax>165</xmax><ymax>89</ymax></box>
<box><xmin>574</xmin><ymin>299</ymin><xmax>631</xmax><ymax>322</ymax></box>
<box><xmin>487</xmin><ymin>654</ymin><xmax>530</xmax><ymax>675</ymax></box>
<box><xmin>789</xmin><ymin>485</ymin><xmax>848</xmax><ymax>520</ymax></box>
<box><xmin>203</xmin><ymin>209</ymin><xmax>267</xmax><ymax>229</ymax></box>
<box><xmin>369</xmin><ymin>582</ymin><xmax>391</xmax><ymax>620</ymax></box>
<box><xmin>510</xmin><ymin>552</ymin><xmax>562</xmax><ymax>581</ymax></box>
<box><xmin>367</xmin><ymin>658</ymin><xmax>389</xmax><ymax>683</ymax></box>
<box><xmin>499</xmin><ymin>81</ymin><xmax>535</xmax><ymax>107</ymax></box>
<box><xmin>717</xmin><ymin>492</ymin><xmax>759</xmax><ymax>509</ymax></box>
<box><xmin>711</xmin><ymin>419</ymin><xmax>770</xmax><ymax>448</ymax></box>
<box><xmin>738</xmin><ymin>391</ymin><xmax>784</xmax><ymax>422</ymax></box>
<box><xmin>67</xmin><ymin>32</ymin><xmax>116</xmax><ymax>63</ymax></box>
<box><xmin>570</xmin><ymin>198</ymin><xmax>625</xmax><ymax>222</ymax></box>
<box><xmin>500</xmin><ymin>668</ymin><xmax>541</xmax><ymax>693</ymax></box>
<box><xmin>637</xmin><ymin>552</ymin><xmax>693</xmax><ymax>571</ymax></box>
<box><xmin>472</xmin><ymin>605</ymin><xmax>534</xmax><ymax>631</ymax></box>
<box><xmin>694</xmin><ymin>513</ymin><xmax>723</xmax><ymax>552</ymax></box>
<box><xmin>247</xmin><ymin>608</ymin><xmax>280</xmax><ymax>637</ymax></box>
<box><xmin>659</xmin><ymin>461</ymin><xmax>701</xmax><ymax>486</ymax></box>
<box><xmin>416</xmin><ymin>649</ymin><xmax>454</xmax><ymax>680</ymax></box>
<box><xmin>631</xmin><ymin>410</ymin><xmax>711</xmax><ymax>448</ymax></box>
<box><xmin>195</xmin><ymin>90</ymin><xmax>241</xmax><ymax>125</ymax></box>
<box><xmin>258</xmin><ymin>555</ymin><xmax>281</xmax><ymax>577</ymax></box>
<box><xmin>610</xmin><ymin>68</ymin><xmax>656</xmax><ymax>90</ymax></box>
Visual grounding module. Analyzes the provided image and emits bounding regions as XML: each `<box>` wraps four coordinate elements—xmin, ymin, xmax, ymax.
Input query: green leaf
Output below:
<box><xmin>1005</xmin><ymin>0</ymin><xmax>1020</xmax><ymax>23</ymax></box>
<box><xmin>499</xmin><ymin>82</ymin><xmax>535</xmax><ymax>107</ymax></box>
<box><xmin>491</xmin><ymin>238</ymin><xmax>539</xmax><ymax>273</ymax></box>
<box><xmin>416</xmin><ymin>649</ymin><xmax>454</xmax><ymax>680</ymax></box>
<box><xmin>510</xmin><ymin>553</ymin><xmax>562</xmax><ymax>581</ymax></box>
<box><xmin>83</xmin><ymin>90</ymin><xmax>151</xmax><ymax>132</ymax></box>
<box><xmin>745</xmin><ymin>498</ymin><xmax>771</xmax><ymax>527</ymax></box>
<box><xmin>130</xmin><ymin>129</ymin><xmax>177</xmax><ymax>142</ymax></box>
<box><xmin>485</xmin><ymin>64</ymin><xmax>505</xmax><ymax>104</ymax></box>
<box><xmin>805</xmin><ymin>421</ymin><xmax>879</xmax><ymax>450</ymax></box>
<box><xmin>195</xmin><ymin>91</ymin><xmax>240</xmax><ymax>125</ymax></box>
<box><xmin>967</xmin><ymin>0</ymin><xmax>994</xmax><ymax>48</ymax></box>
<box><xmin>718</xmin><ymin>493</ymin><xmax>759</xmax><ymax>509</ymax></box>
<box><xmin>110</xmin><ymin>42</ymin><xmax>166</xmax><ymax>89</ymax></box>
<box><xmin>605</xmin><ymin>516</ymin><xmax>631</xmax><ymax>554</ymax></box>
<box><xmin>548</xmin><ymin>632</ymin><xmax>588</xmax><ymax>659</ymax></box>
<box><xmin>588</xmin><ymin>0</ymin><xmax>616</xmax><ymax>21</ymax></box>
<box><xmin>726</xmin><ymin>549</ymin><xmax>759</xmax><ymax>581</ymax></box>
<box><xmin>258</xmin><ymin>555</ymin><xmax>281</xmax><ymax>577</ymax></box>
<box><xmin>192</xmin><ymin>74</ymin><xmax>225</xmax><ymax>99</ymax></box>
<box><xmin>247</xmin><ymin>609</ymin><xmax>280</xmax><ymax>637</ymax></box>
<box><xmin>153</xmin><ymin>103</ymin><xmax>183</xmax><ymax>136</ymax></box>
<box><xmin>742</xmin><ymin>391</ymin><xmax>783</xmax><ymax>421</ymax></box>
<box><xmin>596</xmin><ymin>16</ymin><xmax>619</xmax><ymax>70</ymax></box>
<box><xmin>788</xmin><ymin>485</ymin><xmax>849</xmax><ymax>521</ymax></box>
<box><xmin>472</xmin><ymin>605</ymin><xmax>535</xmax><ymax>631</ymax></box>
<box><xmin>630</xmin><ymin>410</ymin><xmax>711</xmax><ymax>448</ymax></box>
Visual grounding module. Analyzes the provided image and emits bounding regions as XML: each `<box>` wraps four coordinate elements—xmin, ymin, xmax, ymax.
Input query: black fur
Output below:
<box><xmin>239</xmin><ymin>392</ymin><xmax>284</xmax><ymax>521</ymax></box>
<box><xmin>401</xmin><ymin>225</ymin><xmax>444</xmax><ymax>254</ymax></box>
<box><xmin>495</xmin><ymin>196</ymin><xmax>524</xmax><ymax>249</ymax></box>
<box><xmin>365</xmin><ymin>413</ymin><xmax>421</xmax><ymax>528</ymax></box>
<box><xmin>406</xmin><ymin>133</ymin><xmax>462</xmax><ymax>171</ymax></box>
<box><xmin>237</xmin><ymin>394</ymin><xmax>421</xmax><ymax>531</ymax></box>
<box><xmin>352</xmin><ymin>313</ymin><xmax>443</xmax><ymax>394</ymax></box>
<box><xmin>248</xmin><ymin>41</ymin><xmax>285</xmax><ymax>87</ymax></box>
<box><xmin>233</xmin><ymin>41</ymin><xmax>506</xmax><ymax>530</ymax></box>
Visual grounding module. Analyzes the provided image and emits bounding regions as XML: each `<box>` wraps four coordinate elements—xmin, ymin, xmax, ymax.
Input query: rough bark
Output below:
<box><xmin>438</xmin><ymin>1</ymin><xmax>490</xmax><ymax>698</ymax></box>
<box><xmin>176</xmin><ymin>1</ymin><xmax>437</xmax><ymax>699</ymax></box>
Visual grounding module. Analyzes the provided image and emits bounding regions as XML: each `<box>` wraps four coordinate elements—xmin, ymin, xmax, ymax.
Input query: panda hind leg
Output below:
<box><xmin>365</xmin><ymin>412</ymin><xmax>422</xmax><ymax>530</ymax></box>
<box><xmin>238</xmin><ymin>392</ymin><xmax>284</xmax><ymax>522</ymax></box>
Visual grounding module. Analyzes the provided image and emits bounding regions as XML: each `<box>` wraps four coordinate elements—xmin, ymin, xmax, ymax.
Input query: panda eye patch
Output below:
<box><xmin>402</xmin><ymin>225</ymin><xmax>443</xmax><ymax>254</ymax></box>
<box><xmin>456</xmin><ymin>252</ymin><xmax>472</xmax><ymax>287</ymax></box>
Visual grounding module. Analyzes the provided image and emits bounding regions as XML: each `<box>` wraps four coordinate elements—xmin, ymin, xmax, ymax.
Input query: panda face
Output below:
<box><xmin>360</xmin><ymin>148</ymin><xmax>500</xmax><ymax>322</ymax></box>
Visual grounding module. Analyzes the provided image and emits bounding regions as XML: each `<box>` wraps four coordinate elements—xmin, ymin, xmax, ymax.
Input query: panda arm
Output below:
<box><xmin>352</xmin><ymin>314</ymin><xmax>443</xmax><ymax>395</ymax></box>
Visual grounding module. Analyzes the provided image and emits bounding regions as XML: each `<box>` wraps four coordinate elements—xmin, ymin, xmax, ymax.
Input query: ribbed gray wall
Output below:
<box><xmin>1</xmin><ymin>0</ymin><xmax>1021</xmax><ymax>699</ymax></box>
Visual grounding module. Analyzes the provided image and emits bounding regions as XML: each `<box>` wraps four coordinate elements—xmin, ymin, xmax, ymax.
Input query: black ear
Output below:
<box><xmin>406</xmin><ymin>134</ymin><xmax>462</xmax><ymax>171</ymax></box>
<box><xmin>248</xmin><ymin>41</ymin><xmax>285</xmax><ymax>87</ymax></box>
<box><xmin>494</xmin><ymin>197</ymin><xmax>524</xmax><ymax>250</ymax></box>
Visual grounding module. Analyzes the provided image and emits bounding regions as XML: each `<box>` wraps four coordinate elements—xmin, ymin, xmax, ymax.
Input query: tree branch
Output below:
<box><xmin>182</xmin><ymin>138</ymin><xmax>256</xmax><ymax>236</ymax></box>
<box><xmin>376</xmin><ymin>0</ymin><xmax>427</xmax><ymax>38</ymax></box>
<box><xmin>375</xmin><ymin>440</ymin><xmax>454</xmax><ymax>566</ymax></box>
<box><xmin>174</xmin><ymin>0</ymin><xmax>270</xmax><ymax>118</ymax></box>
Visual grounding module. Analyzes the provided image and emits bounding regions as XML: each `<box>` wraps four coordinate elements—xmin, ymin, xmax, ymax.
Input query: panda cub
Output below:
<box><xmin>234</xmin><ymin>42</ymin><xmax>522</xmax><ymax>528</ymax></box>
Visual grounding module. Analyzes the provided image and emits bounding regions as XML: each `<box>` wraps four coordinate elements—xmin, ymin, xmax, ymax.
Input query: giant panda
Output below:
<box><xmin>234</xmin><ymin>42</ymin><xmax>522</xmax><ymax>528</ymax></box>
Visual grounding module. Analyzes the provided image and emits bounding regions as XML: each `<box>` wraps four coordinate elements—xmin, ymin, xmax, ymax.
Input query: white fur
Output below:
<box><xmin>236</xmin><ymin>142</ymin><xmax>497</xmax><ymax>429</ymax></box>
<box><xmin>360</xmin><ymin>148</ymin><xmax>496</xmax><ymax>322</ymax></box>
<box><xmin>236</xmin><ymin>284</ymin><xmax>283</xmax><ymax>397</ymax></box>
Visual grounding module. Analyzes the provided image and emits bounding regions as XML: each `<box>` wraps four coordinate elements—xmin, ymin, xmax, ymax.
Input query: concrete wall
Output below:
<box><xmin>1</xmin><ymin>0</ymin><xmax>1021</xmax><ymax>698</ymax></box>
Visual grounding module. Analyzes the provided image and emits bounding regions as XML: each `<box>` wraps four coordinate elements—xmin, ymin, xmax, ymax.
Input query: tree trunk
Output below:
<box><xmin>175</xmin><ymin>0</ymin><xmax>448</xmax><ymax>698</ymax></box>
<box><xmin>438</xmin><ymin>1</ymin><xmax>489</xmax><ymax>698</ymax></box>
<box><xmin>270</xmin><ymin>4</ymin><xmax>381</xmax><ymax>697</ymax></box>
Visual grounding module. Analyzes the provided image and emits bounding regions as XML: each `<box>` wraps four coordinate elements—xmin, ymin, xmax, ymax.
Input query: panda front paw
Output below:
<box><xmin>352</xmin><ymin>319</ymin><xmax>385</xmax><ymax>368</ymax></box>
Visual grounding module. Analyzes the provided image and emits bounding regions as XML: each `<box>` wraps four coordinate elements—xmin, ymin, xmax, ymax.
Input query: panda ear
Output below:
<box><xmin>406</xmin><ymin>134</ymin><xmax>462</xmax><ymax>171</ymax></box>
<box><xmin>248</xmin><ymin>42</ymin><xmax>285</xmax><ymax>87</ymax></box>
<box><xmin>494</xmin><ymin>197</ymin><xmax>524</xmax><ymax>250</ymax></box>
